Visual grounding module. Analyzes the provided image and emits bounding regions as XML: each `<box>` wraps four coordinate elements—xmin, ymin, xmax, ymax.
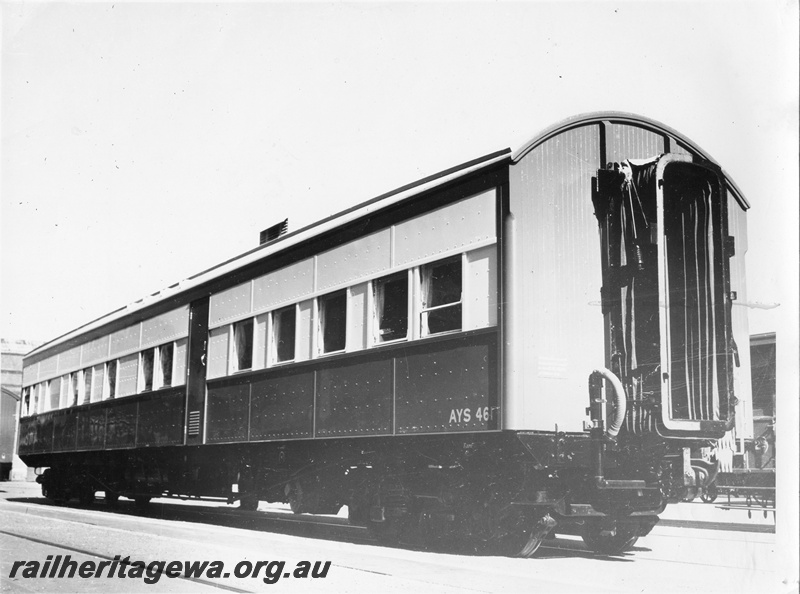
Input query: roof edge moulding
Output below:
<box><xmin>511</xmin><ymin>111</ymin><xmax>749</xmax><ymax>210</ymax></box>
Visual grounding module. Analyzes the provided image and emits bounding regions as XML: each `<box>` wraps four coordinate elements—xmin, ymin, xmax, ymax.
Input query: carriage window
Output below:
<box><xmin>22</xmin><ymin>387</ymin><xmax>31</xmax><ymax>417</ymax></box>
<box><xmin>373</xmin><ymin>272</ymin><xmax>408</xmax><ymax>343</ymax></box>
<box><xmin>233</xmin><ymin>318</ymin><xmax>254</xmax><ymax>371</ymax></box>
<box><xmin>71</xmin><ymin>372</ymin><xmax>80</xmax><ymax>406</ymax></box>
<box><xmin>140</xmin><ymin>349</ymin><xmax>155</xmax><ymax>391</ymax></box>
<box><xmin>420</xmin><ymin>256</ymin><xmax>462</xmax><ymax>336</ymax></box>
<box><xmin>106</xmin><ymin>360</ymin><xmax>117</xmax><ymax>399</ymax></box>
<box><xmin>159</xmin><ymin>343</ymin><xmax>174</xmax><ymax>387</ymax></box>
<box><xmin>48</xmin><ymin>378</ymin><xmax>59</xmax><ymax>411</ymax></box>
<box><xmin>83</xmin><ymin>367</ymin><xmax>92</xmax><ymax>404</ymax></box>
<box><xmin>319</xmin><ymin>290</ymin><xmax>347</xmax><ymax>354</ymax></box>
<box><xmin>272</xmin><ymin>305</ymin><xmax>296</xmax><ymax>363</ymax></box>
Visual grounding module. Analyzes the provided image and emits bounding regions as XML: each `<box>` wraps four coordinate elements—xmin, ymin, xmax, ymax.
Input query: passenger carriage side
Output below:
<box><xmin>17</xmin><ymin>112</ymin><xmax>752</xmax><ymax>556</ymax></box>
<box><xmin>18</xmin><ymin>160</ymin><xmax>510</xmax><ymax>515</ymax></box>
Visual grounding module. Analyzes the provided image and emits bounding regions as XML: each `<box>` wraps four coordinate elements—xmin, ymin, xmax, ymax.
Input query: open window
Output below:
<box><xmin>69</xmin><ymin>372</ymin><xmax>79</xmax><ymax>406</ymax></box>
<box><xmin>159</xmin><ymin>343</ymin><xmax>174</xmax><ymax>387</ymax></box>
<box><xmin>140</xmin><ymin>349</ymin><xmax>155</xmax><ymax>392</ymax></box>
<box><xmin>47</xmin><ymin>378</ymin><xmax>59</xmax><ymax>411</ymax></box>
<box><xmin>232</xmin><ymin>318</ymin><xmax>254</xmax><ymax>372</ymax></box>
<box><xmin>106</xmin><ymin>360</ymin><xmax>117</xmax><ymax>400</ymax></box>
<box><xmin>272</xmin><ymin>305</ymin><xmax>296</xmax><ymax>363</ymax></box>
<box><xmin>22</xmin><ymin>387</ymin><xmax>31</xmax><ymax>417</ymax></box>
<box><xmin>83</xmin><ymin>367</ymin><xmax>92</xmax><ymax>404</ymax></box>
<box><xmin>318</xmin><ymin>290</ymin><xmax>347</xmax><ymax>354</ymax></box>
<box><xmin>373</xmin><ymin>272</ymin><xmax>408</xmax><ymax>343</ymax></box>
<box><xmin>420</xmin><ymin>256</ymin><xmax>462</xmax><ymax>336</ymax></box>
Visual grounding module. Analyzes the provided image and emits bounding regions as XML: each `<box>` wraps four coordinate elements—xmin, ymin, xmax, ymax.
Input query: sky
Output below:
<box><xmin>2</xmin><ymin>2</ymin><xmax>797</xmax><ymax>344</ymax></box>
<box><xmin>1</xmin><ymin>0</ymin><xmax>798</xmax><ymax>577</ymax></box>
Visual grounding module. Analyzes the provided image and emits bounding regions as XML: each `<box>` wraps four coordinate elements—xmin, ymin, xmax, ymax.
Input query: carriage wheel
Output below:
<box><xmin>78</xmin><ymin>486</ymin><xmax>96</xmax><ymax>506</ymax></box>
<box><xmin>239</xmin><ymin>495</ymin><xmax>260</xmax><ymax>511</ymax></box>
<box><xmin>285</xmin><ymin>480</ymin><xmax>305</xmax><ymax>514</ymax></box>
<box><xmin>368</xmin><ymin>514</ymin><xmax>405</xmax><ymax>544</ymax></box>
<box><xmin>476</xmin><ymin>507</ymin><xmax>555</xmax><ymax>558</ymax></box>
<box><xmin>481</xmin><ymin>508</ymin><xmax>535</xmax><ymax>556</ymax></box>
<box><xmin>42</xmin><ymin>486</ymin><xmax>67</xmax><ymax>505</ymax></box>
<box><xmin>366</xmin><ymin>478</ymin><xmax>411</xmax><ymax>545</ymax></box>
<box><xmin>134</xmin><ymin>496</ymin><xmax>152</xmax><ymax>509</ymax></box>
<box><xmin>581</xmin><ymin>519</ymin><xmax>639</xmax><ymax>555</ymax></box>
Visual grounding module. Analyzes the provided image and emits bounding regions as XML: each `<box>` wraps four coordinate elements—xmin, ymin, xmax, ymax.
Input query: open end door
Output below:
<box><xmin>656</xmin><ymin>156</ymin><xmax>735</xmax><ymax>435</ymax></box>
<box><xmin>594</xmin><ymin>155</ymin><xmax>735</xmax><ymax>439</ymax></box>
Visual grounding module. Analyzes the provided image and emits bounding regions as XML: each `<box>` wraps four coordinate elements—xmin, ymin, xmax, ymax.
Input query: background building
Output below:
<box><xmin>1</xmin><ymin>339</ymin><xmax>41</xmax><ymax>480</ymax></box>
<box><xmin>749</xmin><ymin>332</ymin><xmax>777</xmax><ymax>470</ymax></box>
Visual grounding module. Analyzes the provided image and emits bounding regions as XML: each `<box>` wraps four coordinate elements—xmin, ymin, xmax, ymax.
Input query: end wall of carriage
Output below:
<box><xmin>503</xmin><ymin>116</ymin><xmax>752</xmax><ymax>433</ymax></box>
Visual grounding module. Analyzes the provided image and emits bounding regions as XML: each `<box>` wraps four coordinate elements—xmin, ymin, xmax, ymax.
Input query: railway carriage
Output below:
<box><xmin>17</xmin><ymin>112</ymin><xmax>752</xmax><ymax>556</ymax></box>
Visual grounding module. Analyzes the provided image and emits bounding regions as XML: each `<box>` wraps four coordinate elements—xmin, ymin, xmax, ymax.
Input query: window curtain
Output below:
<box><xmin>160</xmin><ymin>344</ymin><xmax>173</xmax><ymax>387</ymax></box>
<box><xmin>107</xmin><ymin>361</ymin><xmax>117</xmax><ymax>399</ymax></box>
<box><xmin>420</xmin><ymin>267</ymin><xmax>433</xmax><ymax>336</ymax></box>
<box><xmin>374</xmin><ymin>281</ymin><xmax>386</xmax><ymax>339</ymax></box>
<box><xmin>83</xmin><ymin>368</ymin><xmax>92</xmax><ymax>404</ymax></box>
<box><xmin>274</xmin><ymin>307</ymin><xmax>296</xmax><ymax>361</ymax></box>
<box><xmin>273</xmin><ymin>309</ymin><xmax>283</xmax><ymax>358</ymax></box>
<box><xmin>235</xmin><ymin>325</ymin><xmax>245</xmax><ymax>365</ymax></box>
<box><xmin>50</xmin><ymin>377</ymin><xmax>60</xmax><ymax>409</ymax></box>
<box><xmin>319</xmin><ymin>293</ymin><xmax>346</xmax><ymax>352</ymax></box>
<box><xmin>319</xmin><ymin>298</ymin><xmax>329</xmax><ymax>352</ymax></box>
<box><xmin>67</xmin><ymin>371</ymin><xmax>79</xmax><ymax>406</ymax></box>
<box><xmin>234</xmin><ymin>321</ymin><xmax>253</xmax><ymax>370</ymax></box>
<box><xmin>273</xmin><ymin>309</ymin><xmax>293</xmax><ymax>362</ymax></box>
<box><xmin>141</xmin><ymin>349</ymin><xmax>154</xmax><ymax>391</ymax></box>
<box><xmin>93</xmin><ymin>365</ymin><xmax>105</xmax><ymax>402</ymax></box>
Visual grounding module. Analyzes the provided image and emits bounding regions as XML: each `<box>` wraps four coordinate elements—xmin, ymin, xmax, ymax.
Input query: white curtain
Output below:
<box><xmin>83</xmin><ymin>368</ymin><xmax>92</xmax><ymax>404</ymax></box>
<box><xmin>373</xmin><ymin>281</ymin><xmax>386</xmax><ymax>339</ymax></box>
<box><xmin>318</xmin><ymin>298</ymin><xmax>328</xmax><ymax>352</ymax></box>
<box><xmin>234</xmin><ymin>321</ymin><xmax>252</xmax><ymax>370</ymax></box>
<box><xmin>420</xmin><ymin>267</ymin><xmax>433</xmax><ymax>336</ymax></box>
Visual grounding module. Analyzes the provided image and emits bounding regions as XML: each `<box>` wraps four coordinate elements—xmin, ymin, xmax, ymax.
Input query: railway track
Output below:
<box><xmin>0</xmin><ymin>491</ymin><xmax>627</xmax><ymax>560</ymax></box>
<box><xmin>4</xmin><ymin>492</ymin><xmax>769</xmax><ymax>559</ymax></box>
<box><xmin>0</xmin><ymin>497</ymin><xmax>605</xmax><ymax>594</ymax></box>
<box><xmin>1</xmin><ymin>491</ymin><xmax>782</xmax><ymax>594</ymax></box>
<box><xmin>7</xmin><ymin>494</ymin><xmax>373</xmax><ymax>545</ymax></box>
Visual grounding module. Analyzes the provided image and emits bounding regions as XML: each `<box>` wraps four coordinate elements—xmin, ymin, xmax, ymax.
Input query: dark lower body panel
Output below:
<box><xmin>25</xmin><ymin>429</ymin><xmax>677</xmax><ymax>556</ymax></box>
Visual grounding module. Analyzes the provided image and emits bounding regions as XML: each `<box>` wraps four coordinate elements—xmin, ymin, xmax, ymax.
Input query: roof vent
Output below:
<box><xmin>259</xmin><ymin>219</ymin><xmax>288</xmax><ymax>245</ymax></box>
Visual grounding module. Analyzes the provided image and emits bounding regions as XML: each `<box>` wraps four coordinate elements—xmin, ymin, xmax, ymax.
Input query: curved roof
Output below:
<box><xmin>512</xmin><ymin>111</ymin><xmax>749</xmax><ymax>209</ymax></box>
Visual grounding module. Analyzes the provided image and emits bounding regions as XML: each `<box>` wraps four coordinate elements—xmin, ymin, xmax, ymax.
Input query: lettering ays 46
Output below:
<box><xmin>448</xmin><ymin>406</ymin><xmax>492</xmax><ymax>424</ymax></box>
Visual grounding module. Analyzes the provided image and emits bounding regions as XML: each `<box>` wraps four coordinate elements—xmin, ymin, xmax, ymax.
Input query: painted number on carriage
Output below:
<box><xmin>449</xmin><ymin>407</ymin><xmax>490</xmax><ymax>424</ymax></box>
